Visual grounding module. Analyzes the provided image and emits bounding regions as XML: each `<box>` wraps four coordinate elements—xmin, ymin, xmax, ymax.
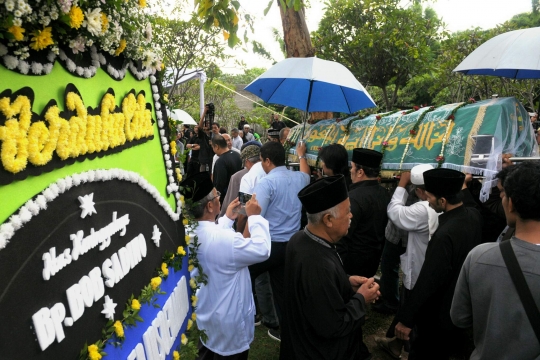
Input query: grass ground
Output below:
<box><xmin>248</xmin><ymin>303</ymin><xmax>472</xmax><ymax>360</ymax></box>
<box><xmin>248</xmin><ymin>305</ymin><xmax>398</xmax><ymax>360</ymax></box>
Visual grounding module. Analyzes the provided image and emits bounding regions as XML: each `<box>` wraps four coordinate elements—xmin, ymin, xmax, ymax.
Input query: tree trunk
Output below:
<box><xmin>277</xmin><ymin>1</ymin><xmax>315</xmax><ymax>58</ymax></box>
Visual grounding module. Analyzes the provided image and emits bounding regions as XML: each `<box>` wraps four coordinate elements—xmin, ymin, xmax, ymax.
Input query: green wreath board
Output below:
<box><xmin>0</xmin><ymin>56</ymin><xmax>191</xmax><ymax>359</ymax></box>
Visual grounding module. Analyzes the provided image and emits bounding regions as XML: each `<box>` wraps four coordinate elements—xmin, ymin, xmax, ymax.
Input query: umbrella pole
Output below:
<box><xmin>300</xmin><ymin>80</ymin><xmax>314</xmax><ymax>140</ymax></box>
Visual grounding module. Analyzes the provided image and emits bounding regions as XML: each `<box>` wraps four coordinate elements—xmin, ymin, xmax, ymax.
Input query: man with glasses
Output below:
<box><xmin>180</xmin><ymin>172</ymin><xmax>271</xmax><ymax>359</ymax></box>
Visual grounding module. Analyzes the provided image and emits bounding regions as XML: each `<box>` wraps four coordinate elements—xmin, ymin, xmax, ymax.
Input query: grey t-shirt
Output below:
<box><xmin>451</xmin><ymin>237</ymin><xmax>540</xmax><ymax>360</ymax></box>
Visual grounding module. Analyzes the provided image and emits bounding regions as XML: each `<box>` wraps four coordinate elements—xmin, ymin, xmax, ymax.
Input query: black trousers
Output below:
<box><xmin>249</xmin><ymin>241</ymin><xmax>288</xmax><ymax>326</ymax></box>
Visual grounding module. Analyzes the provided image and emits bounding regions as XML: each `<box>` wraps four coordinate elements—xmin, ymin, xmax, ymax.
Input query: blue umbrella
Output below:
<box><xmin>245</xmin><ymin>57</ymin><xmax>376</xmax><ymax>114</ymax></box>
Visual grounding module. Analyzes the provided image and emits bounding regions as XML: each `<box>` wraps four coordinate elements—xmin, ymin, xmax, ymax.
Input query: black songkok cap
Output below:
<box><xmin>268</xmin><ymin>129</ymin><xmax>280</xmax><ymax>138</ymax></box>
<box><xmin>298</xmin><ymin>175</ymin><xmax>349</xmax><ymax>214</ymax></box>
<box><xmin>423</xmin><ymin>168</ymin><xmax>464</xmax><ymax>198</ymax></box>
<box><xmin>352</xmin><ymin>148</ymin><xmax>383</xmax><ymax>169</ymax></box>
<box><xmin>180</xmin><ymin>171</ymin><xmax>214</xmax><ymax>202</ymax></box>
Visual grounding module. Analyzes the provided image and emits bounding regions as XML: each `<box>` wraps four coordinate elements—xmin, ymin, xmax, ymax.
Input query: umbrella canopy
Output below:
<box><xmin>244</xmin><ymin>57</ymin><xmax>376</xmax><ymax>114</ymax></box>
<box><xmin>454</xmin><ymin>27</ymin><xmax>540</xmax><ymax>79</ymax></box>
<box><xmin>169</xmin><ymin>109</ymin><xmax>198</xmax><ymax>125</ymax></box>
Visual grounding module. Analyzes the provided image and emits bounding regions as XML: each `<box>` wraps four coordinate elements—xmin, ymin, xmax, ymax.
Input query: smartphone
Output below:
<box><xmin>238</xmin><ymin>192</ymin><xmax>252</xmax><ymax>204</ymax></box>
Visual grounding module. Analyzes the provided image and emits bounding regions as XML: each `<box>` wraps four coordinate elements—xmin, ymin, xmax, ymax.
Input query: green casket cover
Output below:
<box><xmin>286</xmin><ymin>97</ymin><xmax>538</xmax><ymax>201</ymax></box>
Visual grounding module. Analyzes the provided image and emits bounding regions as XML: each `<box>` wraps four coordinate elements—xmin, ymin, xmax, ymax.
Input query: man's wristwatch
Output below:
<box><xmin>298</xmin><ymin>155</ymin><xmax>306</xmax><ymax>159</ymax></box>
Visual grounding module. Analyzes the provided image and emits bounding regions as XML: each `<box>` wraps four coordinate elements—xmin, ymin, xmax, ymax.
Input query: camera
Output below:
<box><xmin>204</xmin><ymin>103</ymin><xmax>215</xmax><ymax>128</ymax></box>
<box><xmin>238</xmin><ymin>192</ymin><xmax>252</xmax><ymax>204</ymax></box>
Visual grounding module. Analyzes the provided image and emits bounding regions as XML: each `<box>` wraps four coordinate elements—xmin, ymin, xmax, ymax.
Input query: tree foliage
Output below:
<box><xmin>312</xmin><ymin>0</ymin><xmax>445</xmax><ymax>110</ymax></box>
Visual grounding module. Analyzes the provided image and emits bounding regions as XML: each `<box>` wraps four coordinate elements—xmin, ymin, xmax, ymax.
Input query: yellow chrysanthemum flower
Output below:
<box><xmin>191</xmin><ymin>312</ymin><xmax>197</xmax><ymax>321</ymax></box>
<box><xmin>177</xmin><ymin>246</ymin><xmax>186</xmax><ymax>256</ymax></box>
<box><xmin>101</xmin><ymin>13</ymin><xmax>109</xmax><ymax>33</ymax></box>
<box><xmin>8</xmin><ymin>26</ymin><xmax>25</xmax><ymax>41</ymax></box>
<box><xmin>69</xmin><ymin>6</ymin><xmax>84</xmax><ymax>29</ymax></box>
<box><xmin>173</xmin><ymin>351</ymin><xmax>180</xmax><ymax>360</ymax></box>
<box><xmin>181</xmin><ymin>333</ymin><xmax>188</xmax><ymax>345</ymax></box>
<box><xmin>223</xmin><ymin>30</ymin><xmax>230</xmax><ymax>41</ymax></box>
<box><xmin>188</xmin><ymin>264</ymin><xmax>194</xmax><ymax>272</ymax></box>
<box><xmin>139</xmin><ymin>0</ymin><xmax>146</xmax><ymax>7</ymax></box>
<box><xmin>182</xmin><ymin>218</ymin><xmax>189</xmax><ymax>226</ymax></box>
<box><xmin>187</xmin><ymin>319</ymin><xmax>193</xmax><ymax>330</ymax></box>
<box><xmin>30</xmin><ymin>27</ymin><xmax>54</xmax><ymax>51</ymax></box>
<box><xmin>189</xmin><ymin>278</ymin><xmax>196</xmax><ymax>289</ymax></box>
<box><xmin>150</xmin><ymin>277</ymin><xmax>162</xmax><ymax>290</ymax></box>
<box><xmin>161</xmin><ymin>263</ymin><xmax>169</xmax><ymax>276</ymax></box>
<box><xmin>180</xmin><ymin>195</ymin><xmax>185</xmax><ymax>202</ymax></box>
<box><xmin>161</xmin><ymin>62</ymin><xmax>165</xmax><ymax>70</ymax></box>
<box><xmin>113</xmin><ymin>320</ymin><xmax>124</xmax><ymax>338</ymax></box>
<box><xmin>184</xmin><ymin>234</ymin><xmax>190</xmax><ymax>243</ymax></box>
<box><xmin>170</xmin><ymin>141</ymin><xmax>177</xmax><ymax>156</ymax></box>
<box><xmin>191</xmin><ymin>295</ymin><xmax>198</xmax><ymax>306</ymax></box>
<box><xmin>131</xmin><ymin>299</ymin><xmax>141</xmax><ymax>310</ymax></box>
<box><xmin>115</xmin><ymin>39</ymin><xmax>126</xmax><ymax>56</ymax></box>
<box><xmin>87</xmin><ymin>344</ymin><xmax>102</xmax><ymax>360</ymax></box>
<box><xmin>213</xmin><ymin>18</ymin><xmax>219</xmax><ymax>27</ymax></box>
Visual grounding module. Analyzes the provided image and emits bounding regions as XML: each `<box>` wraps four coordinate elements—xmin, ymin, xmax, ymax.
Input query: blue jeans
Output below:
<box><xmin>255</xmin><ymin>272</ymin><xmax>279</xmax><ymax>328</ymax></box>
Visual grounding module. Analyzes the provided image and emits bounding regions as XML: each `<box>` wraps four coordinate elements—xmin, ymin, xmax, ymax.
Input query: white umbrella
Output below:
<box><xmin>168</xmin><ymin>109</ymin><xmax>198</xmax><ymax>125</ymax></box>
<box><xmin>454</xmin><ymin>27</ymin><xmax>540</xmax><ymax>79</ymax></box>
<box><xmin>245</xmin><ymin>57</ymin><xmax>376</xmax><ymax>114</ymax></box>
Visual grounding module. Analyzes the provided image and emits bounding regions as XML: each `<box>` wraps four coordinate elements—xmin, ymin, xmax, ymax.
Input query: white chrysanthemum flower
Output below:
<box><xmin>31</xmin><ymin>62</ymin><xmax>43</xmax><ymax>75</ymax></box>
<box><xmin>49</xmin><ymin>183</ymin><xmax>60</xmax><ymax>196</ymax></box>
<box><xmin>64</xmin><ymin>176</ymin><xmax>73</xmax><ymax>190</ymax></box>
<box><xmin>167</xmin><ymin>169</ymin><xmax>173</xmax><ymax>176</ymax></box>
<box><xmin>18</xmin><ymin>207</ymin><xmax>32</xmax><ymax>223</ymax></box>
<box><xmin>145</xmin><ymin>23</ymin><xmax>152</xmax><ymax>44</ymax></box>
<box><xmin>13</xmin><ymin>9</ymin><xmax>22</xmax><ymax>17</ymax></box>
<box><xmin>163</xmin><ymin>144</ymin><xmax>169</xmax><ymax>152</ymax></box>
<box><xmin>4</xmin><ymin>55</ymin><xmax>19</xmax><ymax>70</ymax></box>
<box><xmin>87</xmin><ymin>170</ymin><xmax>96</xmax><ymax>182</ymax></box>
<box><xmin>84</xmin><ymin>8</ymin><xmax>102</xmax><ymax>36</ymax></box>
<box><xmin>43</xmin><ymin>63</ymin><xmax>53</xmax><ymax>74</ymax></box>
<box><xmin>12</xmin><ymin>17</ymin><xmax>22</xmax><ymax>26</ymax></box>
<box><xmin>158</xmin><ymin>120</ymin><xmax>164</xmax><ymax>128</ymax></box>
<box><xmin>18</xmin><ymin>60</ymin><xmax>29</xmax><ymax>74</ymax></box>
<box><xmin>35</xmin><ymin>195</ymin><xmax>48</xmax><ymax>210</ymax></box>
<box><xmin>25</xmin><ymin>200</ymin><xmax>40</xmax><ymax>215</ymax></box>
<box><xmin>5</xmin><ymin>0</ymin><xmax>15</xmax><ymax>11</ymax></box>
<box><xmin>66</xmin><ymin>59</ymin><xmax>77</xmax><ymax>72</ymax></box>
<box><xmin>0</xmin><ymin>43</ymin><xmax>8</xmax><ymax>56</ymax></box>
<box><xmin>9</xmin><ymin>215</ymin><xmax>23</xmax><ymax>230</ymax></box>
<box><xmin>166</xmin><ymin>160</ymin><xmax>172</xmax><ymax>168</ymax></box>
<box><xmin>76</xmin><ymin>66</ymin><xmax>84</xmax><ymax>76</ymax></box>
<box><xmin>83</xmin><ymin>68</ymin><xmax>92</xmax><ymax>78</ymax></box>
<box><xmin>56</xmin><ymin>178</ymin><xmax>66</xmax><ymax>192</ymax></box>
<box><xmin>43</xmin><ymin>188</ymin><xmax>56</xmax><ymax>201</ymax></box>
<box><xmin>164</xmin><ymin>154</ymin><xmax>170</xmax><ymax>161</ymax></box>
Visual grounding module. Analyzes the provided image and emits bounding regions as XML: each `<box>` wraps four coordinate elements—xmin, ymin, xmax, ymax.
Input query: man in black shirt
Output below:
<box><xmin>238</xmin><ymin>115</ymin><xmax>248</xmax><ymax>131</ymax></box>
<box><xmin>271</xmin><ymin>114</ymin><xmax>286</xmax><ymax>131</ymax></box>
<box><xmin>211</xmin><ymin>134</ymin><xmax>242</xmax><ymax>206</ymax></box>
<box><xmin>281</xmin><ymin>175</ymin><xmax>380</xmax><ymax>360</ymax></box>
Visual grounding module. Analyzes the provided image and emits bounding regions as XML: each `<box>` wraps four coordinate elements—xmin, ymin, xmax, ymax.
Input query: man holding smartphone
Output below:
<box><xmin>181</xmin><ymin>172</ymin><xmax>271</xmax><ymax>359</ymax></box>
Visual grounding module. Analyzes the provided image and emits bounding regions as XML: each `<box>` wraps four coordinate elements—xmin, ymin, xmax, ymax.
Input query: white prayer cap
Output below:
<box><xmin>411</xmin><ymin>164</ymin><xmax>434</xmax><ymax>185</ymax></box>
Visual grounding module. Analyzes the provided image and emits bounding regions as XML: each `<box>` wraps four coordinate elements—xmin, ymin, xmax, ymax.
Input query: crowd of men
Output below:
<box><xmin>178</xmin><ymin>108</ymin><xmax>540</xmax><ymax>360</ymax></box>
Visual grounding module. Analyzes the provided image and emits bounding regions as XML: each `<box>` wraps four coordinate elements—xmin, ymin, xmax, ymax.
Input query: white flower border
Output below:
<box><xmin>0</xmin><ymin>43</ymin><xmax>56</xmax><ymax>75</ymax></box>
<box><xmin>0</xmin><ymin>168</ymin><xmax>182</xmax><ymax>251</ymax></box>
<box><xmin>58</xmin><ymin>45</ymin><xmax>100</xmax><ymax>79</ymax></box>
<box><xmin>0</xmin><ymin>43</ymin><xmax>156</xmax><ymax>80</ymax></box>
<box><xmin>129</xmin><ymin>61</ymin><xmax>156</xmax><ymax>81</ymax></box>
<box><xmin>149</xmin><ymin>74</ymin><xmax>180</xmax><ymax>200</ymax></box>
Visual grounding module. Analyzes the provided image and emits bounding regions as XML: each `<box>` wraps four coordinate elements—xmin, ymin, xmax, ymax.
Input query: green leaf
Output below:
<box><xmin>263</xmin><ymin>0</ymin><xmax>273</xmax><ymax>16</ymax></box>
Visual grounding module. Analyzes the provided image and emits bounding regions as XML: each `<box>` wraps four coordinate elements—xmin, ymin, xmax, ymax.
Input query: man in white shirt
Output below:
<box><xmin>181</xmin><ymin>172</ymin><xmax>271</xmax><ymax>359</ymax></box>
<box><xmin>376</xmin><ymin>164</ymin><xmax>439</xmax><ymax>359</ymax></box>
<box><xmin>243</xmin><ymin>125</ymin><xmax>254</xmax><ymax>142</ymax></box>
<box><xmin>231</xmin><ymin>128</ymin><xmax>243</xmax><ymax>151</ymax></box>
